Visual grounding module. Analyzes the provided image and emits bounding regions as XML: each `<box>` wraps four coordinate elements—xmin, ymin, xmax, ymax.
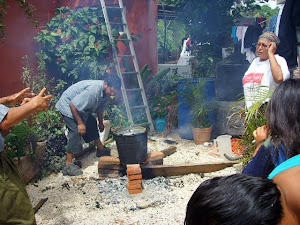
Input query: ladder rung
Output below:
<box><xmin>118</xmin><ymin>55</ymin><xmax>134</xmax><ymax>57</ymax></box>
<box><xmin>130</xmin><ymin>105</ymin><xmax>147</xmax><ymax>109</ymax></box>
<box><xmin>106</xmin><ymin>6</ymin><xmax>123</xmax><ymax>9</ymax></box>
<box><xmin>125</xmin><ymin>88</ymin><xmax>142</xmax><ymax>92</ymax></box>
<box><xmin>100</xmin><ymin>0</ymin><xmax>154</xmax><ymax>132</ymax></box>
<box><xmin>110</xmin><ymin>22</ymin><xmax>126</xmax><ymax>26</ymax></box>
<box><xmin>122</xmin><ymin>71</ymin><xmax>137</xmax><ymax>75</ymax></box>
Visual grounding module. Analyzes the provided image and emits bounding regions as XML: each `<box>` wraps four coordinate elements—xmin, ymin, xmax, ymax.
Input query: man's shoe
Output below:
<box><xmin>62</xmin><ymin>163</ymin><xmax>83</xmax><ymax>176</ymax></box>
<box><xmin>96</xmin><ymin>146</ymin><xmax>111</xmax><ymax>157</ymax></box>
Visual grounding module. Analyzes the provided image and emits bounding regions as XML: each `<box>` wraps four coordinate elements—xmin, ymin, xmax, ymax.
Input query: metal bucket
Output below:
<box><xmin>113</xmin><ymin>126</ymin><xmax>148</xmax><ymax>165</ymax></box>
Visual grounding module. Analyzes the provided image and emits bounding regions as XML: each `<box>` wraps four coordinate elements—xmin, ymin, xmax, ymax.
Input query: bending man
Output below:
<box><xmin>55</xmin><ymin>74</ymin><xmax>121</xmax><ymax>176</ymax></box>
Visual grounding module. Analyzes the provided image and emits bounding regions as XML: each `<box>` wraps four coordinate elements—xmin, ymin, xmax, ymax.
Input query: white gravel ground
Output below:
<box><xmin>26</xmin><ymin>132</ymin><xmax>243</xmax><ymax>225</ymax></box>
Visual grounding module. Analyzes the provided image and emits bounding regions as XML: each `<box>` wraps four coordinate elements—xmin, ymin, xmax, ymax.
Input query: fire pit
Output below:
<box><xmin>113</xmin><ymin>126</ymin><xmax>148</xmax><ymax>165</ymax></box>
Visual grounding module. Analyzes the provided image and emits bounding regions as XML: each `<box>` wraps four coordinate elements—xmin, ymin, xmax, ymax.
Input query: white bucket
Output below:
<box><xmin>214</xmin><ymin>135</ymin><xmax>232</xmax><ymax>158</ymax></box>
<box><xmin>99</xmin><ymin>120</ymin><xmax>111</xmax><ymax>143</ymax></box>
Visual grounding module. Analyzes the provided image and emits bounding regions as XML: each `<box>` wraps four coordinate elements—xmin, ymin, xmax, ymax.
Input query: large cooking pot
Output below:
<box><xmin>113</xmin><ymin>126</ymin><xmax>148</xmax><ymax>165</ymax></box>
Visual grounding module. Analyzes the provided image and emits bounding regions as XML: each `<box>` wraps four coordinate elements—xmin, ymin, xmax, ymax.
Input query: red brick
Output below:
<box><xmin>98</xmin><ymin>164</ymin><xmax>121</xmax><ymax>170</ymax></box>
<box><xmin>126</xmin><ymin>164</ymin><xmax>140</xmax><ymax>169</ymax></box>
<box><xmin>126</xmin><ymin>168</ymin><xmax>142</xmax><ymax>176</ymax></box>
<box><xmin>98</xmin><ymin>156</ymin><xmax>120</xmax><ymax>165</ymax></box>
<box><xmin>128</xmin><ymin>179</ymin><xmax>142</xmax><ymax>185</ymax></box>
<box><xmin>128</xmin><ymin>188</ymin><xmax>143</xmax><ymax>194</ymax></box>
<box><xmin>128</xmin><ymin>174</ymin><xmax>142</xmax><ymax>181</ymax></box>
<box><xmin>127</xmin><ymin>182</ymin><xmax>142</xmax><ymax>190</ymax></box>
<box><xmin>126</xmin><ymin>165</ymin><xmax>141</xmax><ymax>175</ymax></box>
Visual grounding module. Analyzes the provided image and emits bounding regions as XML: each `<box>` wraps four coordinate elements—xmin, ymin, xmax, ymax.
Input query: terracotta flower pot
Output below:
<box><xmin>192</xmin><ymin>126</ymin><xmax>212</xmax><ymax>145</ymax></box>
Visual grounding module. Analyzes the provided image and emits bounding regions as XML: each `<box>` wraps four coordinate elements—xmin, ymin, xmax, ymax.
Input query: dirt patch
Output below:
<box><xmin>26</xmin><ymin>132</ymin><xmax>243</xmax><ymax>225</ymax></box>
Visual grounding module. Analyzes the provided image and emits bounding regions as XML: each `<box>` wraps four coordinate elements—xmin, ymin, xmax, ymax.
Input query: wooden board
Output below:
<box><xmin>160</xmin><ymin>146</ymin><xmax>177</xmax><ymax>157</ymax></box>
<box><xmin>141</xmin><ymin>162</ymin><xmax>237</xmax><ymax>179</ymax></box>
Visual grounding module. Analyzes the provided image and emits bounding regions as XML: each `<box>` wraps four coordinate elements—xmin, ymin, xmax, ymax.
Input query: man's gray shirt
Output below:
<box><xmin>55</xmin><ymin>80</ymin><xmax>108</xmax><ymax>121</ymax></box>
<box><xmin>55</xmin><ymin>80</ymin><xmax>109</xmax><ymax>122</ymax></box>
<box><xmin>0</xmin><ymin>104</ymin><xmax>9</xmax><ymax>152</ymax></box>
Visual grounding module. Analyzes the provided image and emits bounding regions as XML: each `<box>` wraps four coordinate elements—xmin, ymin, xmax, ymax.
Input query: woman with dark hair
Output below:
<box><xmin>185</xmin><ymin>154</ymin><xmax>300</xmax><ymax>225</ymax></box>
<box><xmin>243</xmin><ymin>78</ymin><xmax>300</xmax><ymax>176</ymax></box>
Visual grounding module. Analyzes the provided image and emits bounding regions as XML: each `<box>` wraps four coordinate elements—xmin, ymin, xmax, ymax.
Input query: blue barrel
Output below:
<box><xmin>177</xmin><ymin>78</ymin><xmax>216</xmax><ymax>140</ymax></box>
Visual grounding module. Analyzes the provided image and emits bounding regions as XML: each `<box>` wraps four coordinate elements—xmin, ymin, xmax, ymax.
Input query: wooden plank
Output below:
<box><xmin>141</xmin><ymin>162</ymin><xmax>237</xmax><ymax>179</ymax></box>
<box><xmin>160</xmin><ymin>146</ymin><xmax>177</xmax><ymax>157</ymax></box>
<box><xmin>34</xmin><ymin>198</ymin><xmax>48</xmax><ymax>214</ymax></box>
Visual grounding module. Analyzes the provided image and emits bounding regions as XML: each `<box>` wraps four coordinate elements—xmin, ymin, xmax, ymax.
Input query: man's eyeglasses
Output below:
<box><xmin>256</xmin><ymin>42</ymin><xmax>268</xmax><ymax>49</ymax></box>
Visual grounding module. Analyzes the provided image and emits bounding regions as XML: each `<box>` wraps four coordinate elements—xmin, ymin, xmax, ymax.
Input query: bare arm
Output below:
<box><xmin>97</xmin><ymin>109</ymin><xmax>104</xmax><ymax>132</ymax></box>
<box><xmin>268</xmin><ymin>42</ymin><xmax>284</xmax><ymax>84</ymax></box>
<box><xmin>69</xmin><ymin>102</ymin><xmax>86</xmax><ymax>135</ymax></box>
<box><xmin>0</xmin><ymin>88</ymin><xmax>52</xmax><ymax>130</ymax></box>
<box><xmin>0</xmin><ymin>88</ymin><xmax>35</xmax><ymax>105</ymax></box>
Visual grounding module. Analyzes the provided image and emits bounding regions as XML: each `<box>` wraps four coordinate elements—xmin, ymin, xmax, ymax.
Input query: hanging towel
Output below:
<box><xmin>231</xmin><ymin>26</ymin><xmax>238</xmax><ymax>43</ymax></box>
<box><xmin>266</xmin><ymin>14</ymin><xmax>278</xmax><ymax>33</ymax></box>
<box><xmin>241</xmin><ymin>26</ymin><xmax>248</xmax><ymax>54</ymax></box>
<box><xmin>236</xmin><ymin>26</ymin><xmax>245</xmax><ymax>42</ymax></box>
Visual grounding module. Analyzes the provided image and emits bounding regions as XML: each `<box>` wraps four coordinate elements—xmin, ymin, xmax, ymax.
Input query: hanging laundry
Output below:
<box><xmin>266</xmin><ymin>14</ymin><xmax>278</xmax><ymax>33</ymax></box>
<box><xmin>241</xmin><ymin>26</ymin><xmax>248</xmax><ymax>54</ymax></box>
<box><xmin>244</xmin><ymin>23</ymin><xmax>264</xmax><ymax>52</ymax></box>
<box><xmin>231</xmin><ymin>26</ymin><xmax>238</xmax><ymax>43</ymax></box>
<box><xmin>236</xmin><ymin>26</ymin><xmax>245</xmax><ymax>42</ymax></box>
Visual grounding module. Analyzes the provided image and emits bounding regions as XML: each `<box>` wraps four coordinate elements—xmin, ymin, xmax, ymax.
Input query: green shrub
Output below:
<box><xmin>34</xmin><ymin>6</ymin><xmax>119</xmax><ymax>85</ymax></box>
<box><xmin>4</xmin><ymin>121</ymin><xmax>39</xmax><ymax>159</ymax></box>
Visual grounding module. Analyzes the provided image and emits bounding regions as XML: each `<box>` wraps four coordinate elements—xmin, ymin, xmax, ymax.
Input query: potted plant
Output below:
<box><xmin>150</xmin><ymin>94</ymin><xmax>172</xmax><ymax>132</ymax></box>
<box><xmin>180</xmin><ymin>79</ymin><xmax>216</xmax><ymax>144</ymax></box>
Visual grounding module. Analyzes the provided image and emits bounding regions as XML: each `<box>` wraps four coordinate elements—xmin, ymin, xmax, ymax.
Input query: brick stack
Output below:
<box><xmin>126</xmin><ymin>164</ymin><xmax>143</xmax><ymax>194</ymax></box>
<box><xmin>98</xmin><ymin>156</ymin><xmax>121</xmax><ymax>179</ymax></box>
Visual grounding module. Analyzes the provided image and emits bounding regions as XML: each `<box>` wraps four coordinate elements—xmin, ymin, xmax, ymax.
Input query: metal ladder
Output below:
<box><xmin>99</xmin><ymin>0</ymin><xmax>154</xmax><ymax>131</ymax></box>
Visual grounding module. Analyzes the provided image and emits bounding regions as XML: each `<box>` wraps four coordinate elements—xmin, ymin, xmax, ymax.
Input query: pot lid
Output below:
<box><xmin>114</xmin><ymin>126</ymin><xmax>146</xmax><ymax>136</ymax></box>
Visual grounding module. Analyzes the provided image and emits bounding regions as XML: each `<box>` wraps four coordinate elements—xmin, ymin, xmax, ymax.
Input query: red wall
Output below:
<box><xmin>0</xmin><ymin>0</ymin><xmax>50</xmax><ymax>97</ymax></box>
<box><xmin>124</xmin><ymin>0</ymin><xmax>158</xmax><ymax>77</ymax></box>
<box><xmin>0</xmin><ymin>0</ymin><xmax>157</xmax><ymax>97</ymax></box>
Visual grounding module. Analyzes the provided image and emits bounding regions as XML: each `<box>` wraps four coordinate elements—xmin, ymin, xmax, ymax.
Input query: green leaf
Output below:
<box><xmin>89</xmin><ymin>35</ymin><xmax>95</xmax><ymax>44</ymax></box>
<box><xmin>84</xmin><ymin>46</ymin><xmax>90</xmax><ymax>53</ymax></box>
<box><xmin>61</xmin><ymin>55</ymin><xmax>67</xmax><ymax>61</ymax></box>
<box><xmin>50</xmin><ymin>32</ymin><xmax>60</xmax><ymax>36</ymax></box>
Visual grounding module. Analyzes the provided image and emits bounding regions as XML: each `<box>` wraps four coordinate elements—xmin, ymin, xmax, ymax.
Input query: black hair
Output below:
<box><xmin>185</xmin><ymin>174</ymin><xmax>282</xmax><ymax>225</ymax></box>
<box><xmin>104</xmin><ymin>73</ymin><xmax>121</xmax><ymax>91</ymax></box>
<box><xmin>266</xmin><ymin>78</ymin><xmax>300</xmax><ymax>158</ymax></box>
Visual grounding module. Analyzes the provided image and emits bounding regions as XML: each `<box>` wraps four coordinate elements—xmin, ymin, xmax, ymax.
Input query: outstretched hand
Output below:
<box><xmin>11</xmin><ymin>88</ymin><xmax>36</xmax><ymax>105</ymax></box>
<box><xmin>31</xmin><ymin>88</ymin><xmax>52</xmax><ymax>112</ymax></box>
